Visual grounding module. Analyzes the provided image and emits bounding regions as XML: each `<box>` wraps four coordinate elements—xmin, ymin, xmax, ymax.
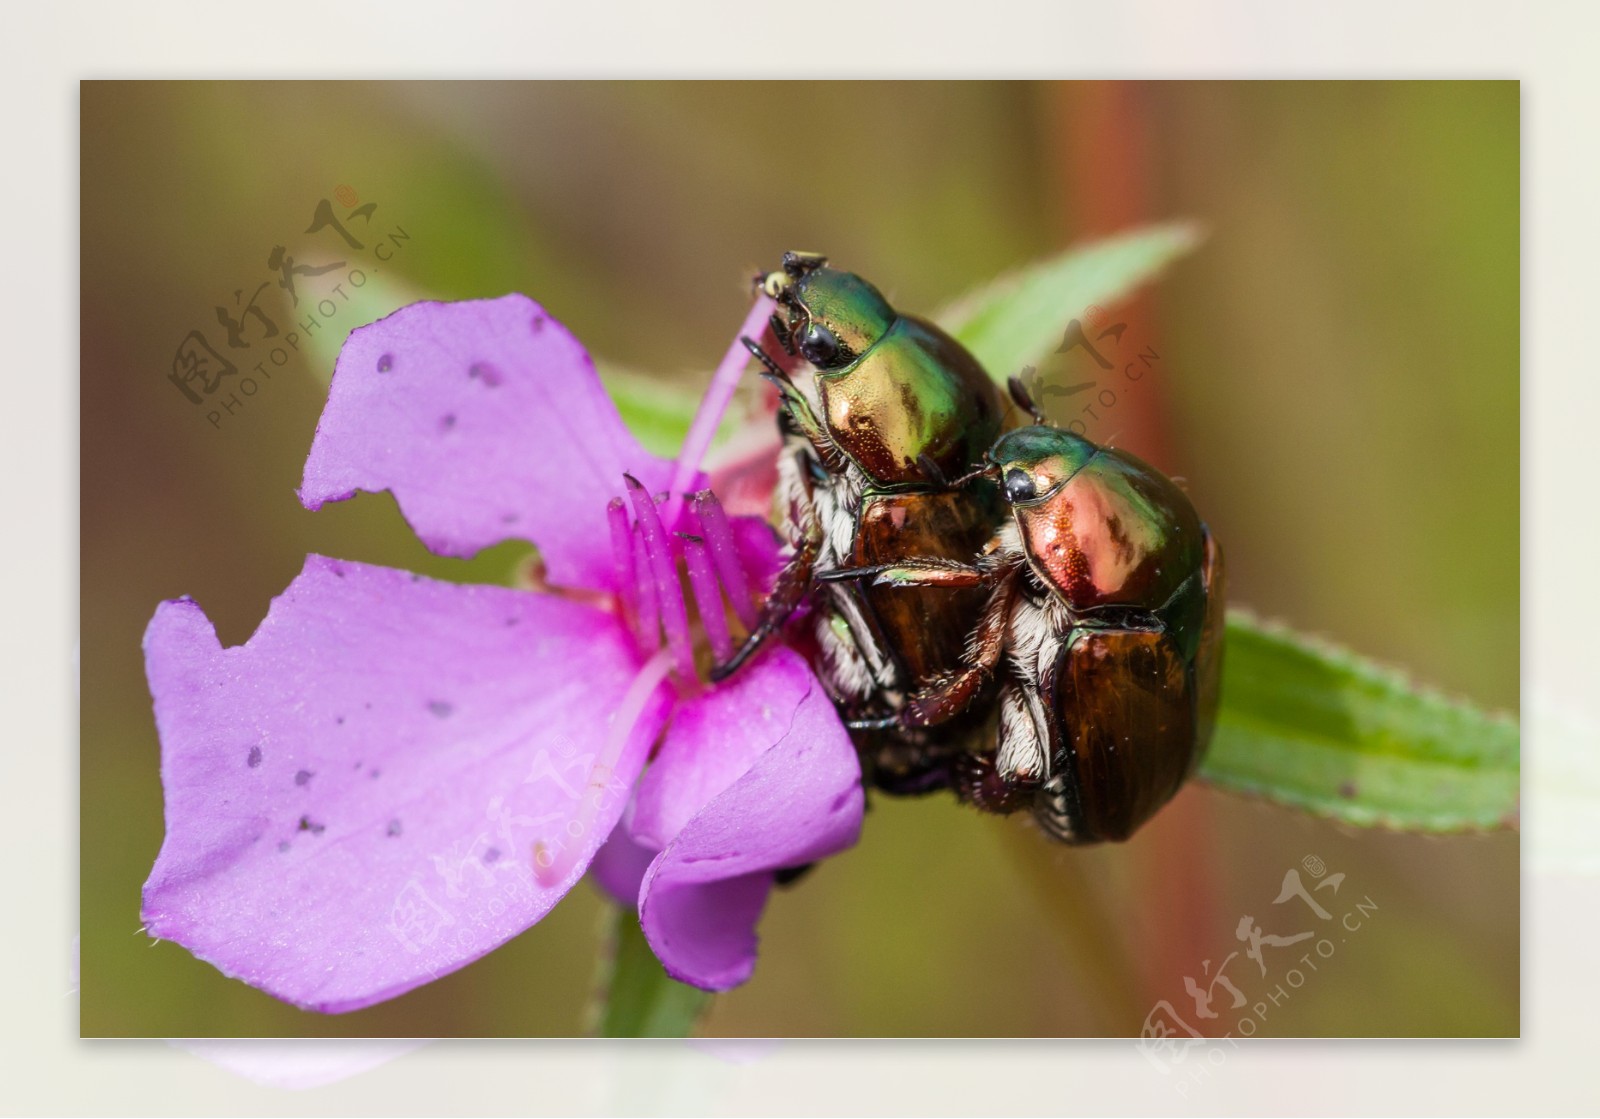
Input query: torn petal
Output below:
<box><xmin>141</xmin><ymin>556</ymin><xmax>671</xmax><ymax>1012</ymax></box>
<box><xmin>300</xmin><ymin>296</ymin><xmax>690</xmax><ymax>593</ymax></box>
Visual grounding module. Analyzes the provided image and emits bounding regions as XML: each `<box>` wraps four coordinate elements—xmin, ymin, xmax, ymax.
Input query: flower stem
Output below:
<box><xmin>587</xmin><ymin>903</ymin><xmax>712</xmax><ymax>1038</ymax></box>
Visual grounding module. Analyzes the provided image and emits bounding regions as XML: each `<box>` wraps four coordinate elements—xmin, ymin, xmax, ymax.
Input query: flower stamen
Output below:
<box><xmin>607</xmin><ymin>481</ymin><xmax>762</xmax><ymax>690</ymax></box>
<box><xmin>629</xmin><ymin>528</ymin><xmax>660</xmax><ymax>655</ymax></box>
<box><xmin>693</xmin><ymin>490</ymin><xmax>758</xmax><ymax>631</ymax></box>
<box><xmin>606</xmin><ymin>497</ymin><xmax>637</xmax><ymax>627</ymax></box>
<box><xmin>681</xmin><ymin>533</ymin><xmax>733</xmax><ymax>663</ymax></box>
<box><xmin>625</xmin><ymin>475</ymin><xmax>696</xmax><ymax>683</ymax></box>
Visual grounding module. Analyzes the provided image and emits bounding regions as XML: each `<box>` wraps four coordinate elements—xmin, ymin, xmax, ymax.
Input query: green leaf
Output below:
<box><xmin>588</xmin><ymin>905</ymin><xmax>711</xmax><ymax>1038</ymax></box>
<box><xmin>936</xmin><ymin>222</ymin><xmax>1204</xmax><ymax>382</ymax></box>
<box><xmin>1200</xmin><ymin>611</ymin><xmax>1520</xmax><ymax>831</ymax></box>
<box><xmin>598</xmin><ymin>363</ymin><xmax>703</xmax><ymax>459</ymax></box>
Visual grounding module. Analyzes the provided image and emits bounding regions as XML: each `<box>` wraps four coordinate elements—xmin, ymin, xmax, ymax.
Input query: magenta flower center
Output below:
<box><xmin>612</xmin><ymin>482</ymin><xmax>759</xmax><ymax>679</ymax></box>
<box><xmin>532</xmin><ymin>294</ymin><xmax>780</xmax><ymax>886</ymax></box>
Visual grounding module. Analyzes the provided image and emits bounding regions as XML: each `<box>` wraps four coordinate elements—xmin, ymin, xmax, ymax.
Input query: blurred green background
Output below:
<box><xmin>80</xmin><ymin>81</ymin><xmax>1518</xmax><ymax>1037</ymax></box>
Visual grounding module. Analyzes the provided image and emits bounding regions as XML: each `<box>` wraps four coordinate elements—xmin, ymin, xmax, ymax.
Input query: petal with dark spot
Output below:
<box><xmin>141</xmin><ymin>556</ymin><xmax>670</xmax><ymax>1012</ymax></box>
<box><xmin>300</xmin><ymin>296</ymin><xmax>694</xmax><ymax>592</ymax></box>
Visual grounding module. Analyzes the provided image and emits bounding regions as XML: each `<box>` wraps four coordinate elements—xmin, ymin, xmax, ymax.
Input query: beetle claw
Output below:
<box><xmin>743</xmin><ymin>335</ymin><xmax>797</xmax><ymax>384</ymax></box>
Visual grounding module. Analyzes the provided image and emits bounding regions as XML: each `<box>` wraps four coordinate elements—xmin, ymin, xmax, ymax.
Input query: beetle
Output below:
<box><xmin>825</xmin><ymin>384</ymin><xmax>1226</xmax><ymax>843</ymax></box>
<box><xmin>712</xmin><ymin>252</ymin><xmax>1010</xmax><ymax>792</ymax></box>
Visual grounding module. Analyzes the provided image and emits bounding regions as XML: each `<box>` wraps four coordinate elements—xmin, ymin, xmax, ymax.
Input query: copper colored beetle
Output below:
<box><xmin>725</xmin><ymin>253</ymin><xmax>1225</xmax><ymax>842</ymax></box>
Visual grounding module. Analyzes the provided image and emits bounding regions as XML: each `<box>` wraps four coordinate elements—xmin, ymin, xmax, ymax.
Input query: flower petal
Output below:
<box><xmin>629</xmin><ymin>653</ymin><xmax>801</xmax><ymax>848</ymax></box>
<box><xmin>141</xmin><ymin>555</ymin><xmax>671</xmax><ymax>1012</ymax></box>
<box><xmin>300</xmin><ymin>296</ymin><xmax>682</xmax><ymax>592</ymax></box>
<box><xmin>729</xmin><ymin>512</ymin><xmax>786</xmax><ymax>594</ymax></box>
<box><xmin>588</xmin><ymin>824</ymin><xmax>657</xmax><ymax>908</ymax></box>
<box><xmin>636</xmin><ymin>649</ymin><xmax>864</xmax><ymax>990</ymax></box>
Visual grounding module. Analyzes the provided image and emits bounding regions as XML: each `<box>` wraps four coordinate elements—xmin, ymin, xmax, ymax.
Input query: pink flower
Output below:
<box><xmin>141</xmin><ymin>293</ymin><xmax>863</xmax><ymax>1012</ymax></box>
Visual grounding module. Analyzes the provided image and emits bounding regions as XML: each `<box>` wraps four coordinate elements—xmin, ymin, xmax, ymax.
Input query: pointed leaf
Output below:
<box><xmin>936</xmin><ymin>222</ymin><xmax>1203</xmax><ymax>382</ymax></box>
<box><xmin>1200</xmin><ymin>612</ymin><xmax>1520</xmax><ymax>831</ymax></box>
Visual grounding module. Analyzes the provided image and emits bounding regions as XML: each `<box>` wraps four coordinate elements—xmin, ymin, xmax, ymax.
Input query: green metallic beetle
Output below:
<box><xmin>830</xmin><ymin>392</ymin><xmax>1226</xmax><ymax>843</ymax></box>
<box><xmin>720</xmin><ymin>253</ymin><xmax>1224</xmax><ymax>842</ymax></box>
<box><xmin>713</xmin><ymin>251</ymin><xmax>1008</xmax><ymax>793</ymax></box>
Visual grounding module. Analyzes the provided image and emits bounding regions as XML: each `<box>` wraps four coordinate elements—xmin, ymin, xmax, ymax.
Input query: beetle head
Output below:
<box><xmin>755</xmin><ymin>252</ymin><xmax>895</xmax><ymax>373</ymax></box>
<box><xmin>988</xmin><ymin>425</ymin><xmax>1099</xmax><ymax>508</ymax></box>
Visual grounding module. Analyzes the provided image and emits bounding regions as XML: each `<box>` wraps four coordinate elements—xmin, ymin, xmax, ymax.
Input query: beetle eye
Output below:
<box><xmin>799</xmin><ymin>323</ymin><xmax>843</xmax><ymax>367</ymax></box>
<box><xmin>1004</xmin><ymin>467</ymin><xmax>1037</xmax><ymax>504</ymax></box>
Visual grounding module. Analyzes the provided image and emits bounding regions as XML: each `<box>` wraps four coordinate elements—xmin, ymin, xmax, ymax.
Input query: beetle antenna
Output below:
<box><xmin>768</xmin><ymin>312</ymin><xmax>796</xmax><ymax>356</ymax></box>
<box><xmin>1008</xmin><ymin>371</ymin><xmax>1048</xmax><ymax>425</ymax></box>
<box><xmin>915</xmin><ymin>453</ymin><xmax>949</xmax><ymax>488</ymax></box>
<box><xmin>946</xmin><ymin>461</ymin><xmax>998</xmax><ymax>488</ymax></box>
<box><xmin>741</xmin><ymin>335</ymin><xmax>791</xmax><ymax>383</ymax></box>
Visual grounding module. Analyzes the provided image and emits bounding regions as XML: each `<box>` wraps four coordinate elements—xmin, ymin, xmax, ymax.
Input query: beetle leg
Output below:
<box><xmin>742</xmin><ymin>335</ymin><xmax>837</xmax><ymax>465</ymax></box>
<box><xmin>708</xmin><ymin>524</ymin><xmax>822</xmax><ymax>683</ymax></box>
<box><xmin>845</xmin><ymin>556</ymin><xmax>1023</xmax><ymax>732</ymax></box>
<box><xmin>954</xmin><ymin>751</ymin><xmax>1028</xmax><ymax>812</ymax></box>
<box><xmin>782</xmin><ymin>250</ymin><xmax>828</xmax><ymax>277</ymax></box>
<box><xmin>900</xmin><ymin>560</ymin><xmax>1023</xmax><ymax>726</ymax></box>
<box><xmin>844</xmin><ymin>713</ymin><xmax>901</xmax><ymax>731</ymax></box>
<box><xmin>818</xmin><ymin>557</ymin><xmax>986</xmax><ymax>589</ymax></box>
<box><xmin>742</xmin><ymin>334</ymin><xmax>801</xmax><ymax>392</ymax></box>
